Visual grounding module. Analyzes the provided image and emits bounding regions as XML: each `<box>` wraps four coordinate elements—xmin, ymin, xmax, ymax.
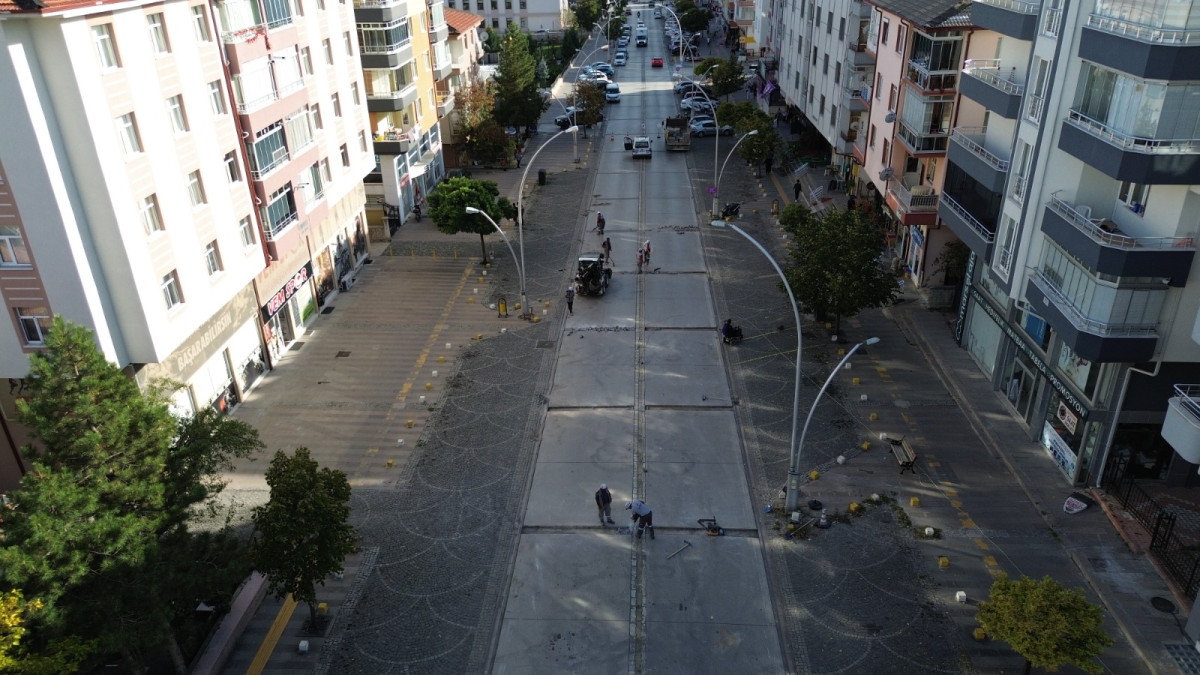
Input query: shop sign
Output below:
<box><xmin>1057</xmin><ymin>402</ymin><xmax>1078</xmax><ymax>435</ymax></box>
<box><xmin>261</xmin><ymin>262</ymin><xmax>313</xmax><ymax>322</ymax></box>
<box><xmin>138</xmin><ymin>286</ymin><xmax>258</xmax><ymax>386</ymax></box>
<box><xmin>954</xmin><ymin>254</ymin><xmax>978</xmax><ymax>344</ymax></box>
<box><xmin>910</xmin><ymin>225</ymin><xmax>924</xmax><ymax>249</ymax></box>
<box><xmin>1042</xmin><ymin>421</ymin><xmax>1078</xmax><ymax>478</ymax></box>
<box><xmin>967</xmin><ymin>286</ymin><xmax>1089</xmax><ymax>420</ymax></box>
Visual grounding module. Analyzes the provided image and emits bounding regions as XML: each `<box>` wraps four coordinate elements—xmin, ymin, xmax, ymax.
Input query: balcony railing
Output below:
<box><xmin>907</xmin><ymin>59</ymin><xmax>958</xmax><ymax>91</ymax></box>
<box><xmin>950</xmin><ymin>127</ymin><xmax>1011</xmax><ymax>171</ymax></box>
<box><xmin>250</xmin><ymin>150</ymin><xmax>289</xmax><ymax>180</ymax></box>
<box><xmin>1042</xmin><ymin>8</ymin><xmax>1062</xmax><ymax>36</ymax></box>
<box><xmin>367</xmin><ymin>81</ymin><xmax>417</xmax><ymax>100</ymax></box>
<box><xmin>1047</xmin><ymin>192</ymin><xmax>1196</xmax><ymax>249</ymax></box>
<box><xmin>1010</xmin><ymin>174</ymin><xmax>1029</xmax><ymax>203</ymax></box>
<box><xmin>1030</xmin><ymin>272</ymin><xmax>1159</xmax><ymax>337</ymax></box>
<box><xmin>354</xmin><ymin>0</ymin><xmax>402</xmax><ymax>6</ymax></box>
<box><xmin>897</xmin><ymin>119</ymin><xmax>949</xmax><ymax>153</ymax></box>
<box><xmin>976</xmin><ymin>0</ymin><xmax>1041</xmax><ymax>14</ymax></box>
<box><xmin>359</xmin><ymin>36</ymin><xmax>412</xmax><ymax>55</ymax></box>
<box><xmin>889</xmin><ymin>181</ymin><xmax>940</xmax><ymax>212</ymax></box>
<box><xmin>941</xmin><ymin>193</ymin><xmax>996</xmax><ymax>242</ymax></box>
<box><xmin>222</xmin><ymin>25</ymin><xmax>266</xmax><ymax>44</ymax></box>
<box><xmin>963</xmin><ymin>59</ymin><xmax>1025</xmax><ymax>95</ymax></box>
<box><xmin>1173</xmin><ymin>385</ymin><xmax>1200</xmax><ymax>421</ymax></box>
<box><xmin>263</xmin><ymin>211</ymin><xmax>299</xmax><ymax>240</ymax></box>
<box><xmin>1086</xmin><ymin>14</ymin><xmax>1200</xmax><ymax>44</ymax></box>
<box><xmin>1066</xmin><ymin>109</ymin><xmax>1200</xmax><ymax>154</ymax></box>
<box><xmin>1024</xmin><ymin>94</ymin><xmax>1045</xmax><ymax>123</ymax></box>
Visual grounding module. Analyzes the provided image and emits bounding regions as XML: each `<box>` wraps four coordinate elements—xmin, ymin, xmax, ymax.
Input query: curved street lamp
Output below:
<box><xmin>513</xmin><ymin>125</ymin><xmax>579</xmax><ymax>316</ymax></box>
<box><xmin>714</xmin><ymin>129</ymin><xmax>758</xmax><ymax>218</ymax></box>
<box><xmin>465</xmin><ymin>207</ymin><xmax>525</xmax><ymax>315</ymax></box>
<box><xmin>560</xmin><ymin>43</ymin><xmax>609</xmax><ymax>162</ymax></box>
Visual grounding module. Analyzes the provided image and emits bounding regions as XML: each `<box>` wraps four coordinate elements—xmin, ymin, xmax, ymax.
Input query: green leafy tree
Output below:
<box><xmin>977</xmin><ymin>575</ymin><xmax>1114</xmax><ymax>675</ymax></box>
<box><xmin>252</xmin><ymin>449</ymin><xmax>358</xmax><ymax>627</ymax></box>
<box><xmin>604</xmin><ymin>18</ymin><xmax>626</xmax><ymax>40</ymax></box>
<box><xmin>709</xmin><ymin>56</ymin><xmax>747</xmax><ymax>99</ymax></box>
<box><xmin>572</xmin><ymin>82</ymin><xmax>607</xmax><ymax>137</ymax></box>
<box><xmin>535</xmin><ymin>56</ymin><xmax>549</xmax><ymax>86</ymax></box>
<box><xmin>781</xmin><ymin>204</ymin><xmax>898</xmax><ymax>332</ymax></box>
<box><xmin>693</xmin><ymin>57</ymin><xmax>723</xmax><ymax>79</ymax></box>
<box><xmin>572</xmin><ymin>0</ymin><xmax>601</xmax><ymax>29</ymax></box>
<box><xmin>0</xmin><ymin>590</ymin><xmax>92</xmax><ymax>675</ymax></box>
<box><xmin>679</xmin><ymin>8</ymin><xmax>710</xmax><ymax>33</ymax></box>
<box><xmin>483</xmin><ymin>26</ymin><xmax>503</xmax><ymax>54</ymax></box>
<box><xmin>561</xmin><ymin>27</ymin><xmax>584</xmax><ymax>58</ymax></box>
<box><xmin>463</xmin><ymin>118</ymin><xmax>514</xmax><ymax>168</ymax></box>
<box><xmin>427</xmin><ymin>177</ymin><xmax>518</xmax><ymax>262</ymax></box>
<box><xmin>0</xmin><ymin>318</ymin><xmax>262</xmax><ymax>672</ymax></box>
<box><xmin>493</xmin><ymin>28</ymin><xmax>547</xmax><ymax>129</ymax></box>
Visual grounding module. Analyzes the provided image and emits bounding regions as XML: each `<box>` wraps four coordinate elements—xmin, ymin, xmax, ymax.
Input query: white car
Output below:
<box><xmin>614</xmin><ymin>53</ymin><xmax>628</xmax><ymax>66</ymax></box>
<box><xmin>689</xmin><ymin>120</ymin><xmax>734</xmax><ymax>136</ymax></box>
<box><xmin>606</xmin><ymin>83</ymin><xmax>621</xmax><ymax>102</ymax></box>
<box><xmin>680</xmin><ymin>97</ymin><xmax>715</xmax><ymax>113</ymax></box>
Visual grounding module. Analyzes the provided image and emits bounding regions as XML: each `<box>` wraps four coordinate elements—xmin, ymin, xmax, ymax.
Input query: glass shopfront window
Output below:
<box><xmin>1041</xmin><ymin>390</ymin><xmax>1101</xmax><ymax>482</ymax></box>
<box><xmin>964</xmin><ymin>300</ymin><xmax>1003</xmax><ymax>377</ymax></box>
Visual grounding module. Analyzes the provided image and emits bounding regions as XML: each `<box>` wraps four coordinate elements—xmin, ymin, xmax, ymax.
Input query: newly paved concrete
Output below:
<box><xmin>213</xmin><ymin>11</ymin><xmax>1195</xmax><ymax>675</ymax></box>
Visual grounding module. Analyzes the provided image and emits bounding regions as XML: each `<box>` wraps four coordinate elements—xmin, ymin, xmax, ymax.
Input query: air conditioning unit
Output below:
<box><xmin>884</xmin><ymin>111</ymin><xmax>897</xmax><ymax>123</ymax></box>
<box><xmin>849</xmin><ymin>121</ymin><xmax>861</xmax><ymax>131</ymax></box>
<box><xmin>879</xmin><ymin>167</ymin><xmax>894</xmax><ymax>180</ymax></box>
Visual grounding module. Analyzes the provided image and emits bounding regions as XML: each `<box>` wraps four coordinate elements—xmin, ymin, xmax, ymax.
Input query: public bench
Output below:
<box><xmin>888</xmin><ymin>437</ymin><xmax>918</xmax><ymax>474</ymax></box>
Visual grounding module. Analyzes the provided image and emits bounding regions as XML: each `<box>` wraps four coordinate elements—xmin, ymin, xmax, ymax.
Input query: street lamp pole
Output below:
<box><xmin>794</xmin><ymin>338</ymin><xmax>881</xmax><ymax>507</ymax></box>
<box><xmin>465</xmin><ymin>207</ymin><xmax>524</xmax><ymax>311</ymax></box>
<box><xmin>714</xmin><ymin>129</ymin><xmax>757</xmax><ymax>218</ymax></box>
<box><xmin>562</xmin><ymin>44</ymin><xmax>608</xmax><ymax>163</ymax></box>
<box><xmin>709</xmin><ymin>217</ymin><xmax>804</xmax><ymax>511</ymax></box>
<box><xmin>515</xmin><ymin>125</ymin><xmax>578</xmax><ymax>316</ymax></box>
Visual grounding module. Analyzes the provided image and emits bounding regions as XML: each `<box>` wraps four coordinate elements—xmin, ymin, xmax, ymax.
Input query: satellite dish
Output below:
<box><xmin>884</xmin><ymin>111</ymin><xmax>897</xmax><ymax>123</ymax></box>
<box><xmin>879</xmin><ymin>167</ymin><xmax>894</xmax><ymax>180</ymax></box>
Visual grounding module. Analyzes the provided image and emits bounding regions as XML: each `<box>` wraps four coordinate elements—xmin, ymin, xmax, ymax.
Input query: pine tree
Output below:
<box><xmin>493</xmin><ymin>28</ymin><xmax>547</xmax><ymax>129</ymax></box>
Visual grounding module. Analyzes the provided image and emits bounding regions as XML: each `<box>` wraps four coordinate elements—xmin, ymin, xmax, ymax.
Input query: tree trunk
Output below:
<box><xmin>478</xmin><ymin>233</ymin><xmax>490</xmax><ymax>264</ymax></box>
<box><xmin>165</xmin><ymin>623</ymin><xmax>188</xmax><ymax>675</ymax></box>
<box><xmin>308</xmin><ymin>601</ymin><xmax>318</xmax><ymax>626</ymax></box>
<box><xmin>1022</xmin><ymin>659</ymin><xmax>1032</xmax><ymax>675</ymax></box>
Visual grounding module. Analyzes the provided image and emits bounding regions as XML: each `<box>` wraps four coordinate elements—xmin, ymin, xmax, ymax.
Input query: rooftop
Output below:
<box><xmin>867</xmin><ymin>0</ymin><xmax>972</xmax><ymax>29</ymax></box>
<box><xmin>444</xmin><ymin>8</ymin><xmax>484</xmax><ymax>35</ymax></box>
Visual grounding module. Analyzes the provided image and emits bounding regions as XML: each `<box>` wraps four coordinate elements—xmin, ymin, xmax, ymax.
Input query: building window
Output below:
<box><xmin>312</xmin><ymin>104</ymin><xmax>324</xmax><ymax>129</ymax></box>
<box><xmin>875</xmin><ymin>73</ymin><xmax>882</xmax><ymax>98</ymax></box>
<box><xmin>888</xmin><ymin>84</ymin><xmax>897</xmax><ymax>109</ymax></box>
<box><xmin>0</xmin><ymin>227</ymin><xmax>31</xmax><ymax>267</ymax></box>
<box><xmin>147</xmin><ymin>13</ymin><xmax>171</xmax><ymax>54</ymax></box>
<box><xmin>92</xmin><ymin>24</ymin><xmax>120</xmax><ymax>69</ymax></box>
<box><xmin>332</xmin><ymin>93</ymin><xmax>342</xmax><ymax>117</ymax></box>
<box><xmin>819</xmin><ymin>94</ymin><xmax>826</xmax><ymax>115</ymax></box>
<box><xmin>830</xmin><ymin>104</ymin><xmax>837</xmax><ymax>126</ymax></box>
<box><xmin>116</xmin><ymin>113</ymin><xmax>142</xmax><ymax>155</ymax></box>
<box><xmin>811</xmin><ymin>46</ymin><xmax>817</xmax><ymax>65</ymax></box>
<box><xmin>881</xmin><ymin>138</ymin><xmax>890</xmax><ymax>165</ymax></box>
<box><xmin>238</xmin><ymin>216</ymin><xmax>256</xmax><ymax>247</ymax></box>
<box><xmin>340</xmin><ymin>144</ymin><xmax>350</xmax><ymax>167</ymax></box>
<box><xmin>869</xmin><ymin>123</ymin><xmax>876</xmax><ymax>147</ymax></box>
<box><xmin>225</xmin><ymin>151</ymin><xmax>241</xmax><ymax>182</ymax></box>
<box><xmin>205</xmin><ymin>241</ymin><xmax>223</xmax><ymax>275</ymax></box>
<box><xmin>208</xmin><ymin>81</ymin><xmax>227</xmax><ymax>115</ymax></box>
<box><xmin>320</xmin><ymin>158</ymin><xmax>332</xmax><ymax>182</ymax></box>
<box><xmin>834</xmin><ymin>62</ymin><xmax>841</xmax><ymax>85</ymax></box>
<box><xmin>15</xmin><ymin>307</ymin><xmax>52</xmax><ymax>346</ymax></box>
<box><xmin>192</xmin><ymin>6</ymin><xmax>211</xmax><ymax>41</ymax></box>
<box><xmin>300</xmin><ymin>47</ymin><xmax>313</xmax><ymax>76</ymax></box>
<box><xmin>317</xmin><ymin>0</ymin><xmax>324</xmax><ymax>9</ymax></box>
<box><xmin>491</xmin><ymin>18</ymin><xmax>499</xmax><ymax>29</ymax></box>
<box><xmin>477</xmin><ymin>0</ymin><xmax>483</xmax><ymax>8</ymax></box>
<box><xmin>161</xmin><ymin>271</ymin><xmax>184</xmax><ymax>309</ymax></box>
<box><xmin>1119</xmin><ymin>181</ymin><xmax>1150</xmax><ymax>214</ymax></box>
<box><xmin>344</xmin><ymin>31</ymin><xmax>353</xmax><ymax>55</ymax></box>
<box><xmin>839</xmin><ymin>17</ymin><xmax>845</xmax><ymax>40</ymax></box>
<box><xmin>505</xmin><ymin>0</ymin><xmax>511</xmax><ymax>7</ymax></box>
<box><xmin>166</xmin><ymin>95</ymin><xmax>189</xmax><ymax>133</ymax></box>
<box><xmin>822</xmin><ymin>54</ymin><xmax>828</xmax><ymax>75</ymax></box>
<box><xmin>491</xmin><ymin>0</ymin><xmax>497</xmax><ymax>8</ymax></box>
<box><xmin>306</xmin><ymin>162</ymin><xmax>325</xmax><ymax>201</ymax></box>
<box><xmin>827</xmin><ymin>11</ymin><xmax>833</xmax><ymax>33</ymax></box>
<box><xmin>141</xmin><ymin>194</ymin><xmax>164</xmax><ymax>234</ymax></box>
<box><xmin>187</xmin><ymin>170</ymin><xmax>207</xmax><ymax>206</ymax></box>
<box><xmin>881</xmin><ymin>19</ymin><xmax>890</xmax><ymax>45</ymax></box>
<box><xmin>994</xmin><ymin>215</ymin><xmax>1017</xmax><ymax>276</ymax></box>
<box><xmin>815</xmin><ymin>9</ymin><xmax>820</xmax><ymax>28</ymax></box>
<box><xmin>323</xmin><ymin>38</ymin><xmax>333</xmax><ymax>65</ymax></box>
<box><xmin>896</xmin><ymin>25</ymin><xmax>906</xmax><ymax>53</ymax></box>
<box><xmin>358</xmin><ymin>130</ymin><xmax>367</xmax><ymax>152</ymax></box>
<box><xmin>262</xmin><ymin>185</ymin><xmax>297</xmax><ymax>235</ymax></box>
<box><xmin>350</xmin><ymin>82</ymin><xmax>360</xmax><ymax>105</ymax></box>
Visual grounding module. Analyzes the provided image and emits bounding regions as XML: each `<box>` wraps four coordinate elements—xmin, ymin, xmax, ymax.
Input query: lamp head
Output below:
<box><xmin>864</xmin><ymin>337</ymin><xmax>881</xmax><ymax>346</ymax></box>
<box><xmin>566</xmin><ymin>125</ymin><xmax>580</xmax><ymax>133</ymax></box>
<box><xmin>465</xmin><ymin>206</ymin><xmax>481</xmax><ymax>215</ymax></box>
<box><xmin>747</xmin><ymin>129</ymin><xmax>760</xmax><ymax>136</ymax></box>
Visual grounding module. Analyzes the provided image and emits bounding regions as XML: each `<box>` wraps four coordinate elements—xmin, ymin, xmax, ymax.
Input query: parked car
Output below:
<box><xmin>651</xmin><ymin>56</ymin><xmax>664</xmax><ymax>67</ymax></box>
<box><xmin>690</xmin><ymin>119</ymin><xmax>734</xmax><ymax>136</ymax></box>
<box><xmin>614</xmin><ymin>52</ymin><xmax>628</xmax><ymax>66</ymax></box>
<box><xmin>618</xmin><ymin>36</ymin><xmax>629</xmax><ymax>47</ymax></box>
<box><xmin>590</xmin><ymin>62</ymin><xmax>615</xmax><ymax>77</ymax></box>
<box><xmin>681</xmin><ymin>97</ymin><xmax>715</xmax><ymax>113</ymax></box>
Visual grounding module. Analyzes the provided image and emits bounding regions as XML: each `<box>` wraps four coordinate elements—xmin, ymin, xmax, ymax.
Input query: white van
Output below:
<box><xmin>605</xmin><ymin>83</ymin><xmax>621</xmax><ymax>102</ymax></box>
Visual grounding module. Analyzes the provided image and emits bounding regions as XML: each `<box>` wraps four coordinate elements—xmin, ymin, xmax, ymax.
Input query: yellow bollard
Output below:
<box><xmin>387</xmin><ymin>459</ymin><xmax>395</xmax><ymax>468</ymax></box>
<box><xmin>852</xmin><ymin>377</ymin><xmax>861</xmax><ymax>385</ymax></box>
<box><xmin>973</xmin><ymin>628</ymin><xmax>986</xmax><ymax>641</ymax></box>
<box><xmin>938</xmin><ymin>556</ymin><xmax>950</xmax><ymax>568</ymax></box>
<box><xmin>317</xmin><ymin>603</ymin><xmax>328</xmax><ymax>615</ymax></box>
<box><xmin>838</xmin><ymin>348</ymin><xmax>846</xmax><ymax>356</ymax></box>
<box><xmin>860</xmin><ymin>441</ymin><xmax>870</xmax><ymax>451</ymax></box>
<box><xmin>849</xmin><ymin>502</ymin><xmax>862</xmax><ymax>514</ymax></box>
<box><xmin>910</xmin><ymin>497</ymin><xmax>920</xmax><ymax>507</ymax></box>
<box><xmin>425</xmin><ymin>382</ymin><xmax>432</xmax><ymax>391</ymax></box>
<box><xmin>808</xmin><ymin>470</ymin><xmax>820</xmax><ymax>481</ymax></box>
<box><xmin>467</xmin><ymin>297</ymin><xmax>474</xmax><ymax>303</ymax></box>
<box><xmin>869</xmin><ymin>412</ymin><xmax>878</xmax><ymax>420</ymax></box>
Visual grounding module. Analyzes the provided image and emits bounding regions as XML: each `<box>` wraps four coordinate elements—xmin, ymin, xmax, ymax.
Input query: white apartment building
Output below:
<box><xmin>0</xmin><ymin>0</ymin><xmax>375</xmax><ymax>488</ymax></box>
<box><xmin>444</xmin><ymin>0</ymin><xmax>567</xmax><ymax>33</ymax></box>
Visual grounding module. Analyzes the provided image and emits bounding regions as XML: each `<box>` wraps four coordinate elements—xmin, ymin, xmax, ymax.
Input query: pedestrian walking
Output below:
<box><xmin>637</xmin><ymin>250</ymin><xmax>644</xmax><ymax>273</ymax></box>
<box><xmin>602</xmin><ymin>237</ymin><xmax>613</xmax><ymax>264</ymax></box>
<box><xmin>595</xmin><ymin>484</ymin><xmax>615</xmax><ymax>525</ymax></box>
<box><xmin>793</xmin><ymin>179</ymin><xmax>802</xmax><ymax>202</ymax></box>
<box><xmin>764</xmin><ymin>155</ymin><xmax>774</xmax><ymax>175</ymax></box>
<box><xmin>596</xmin><ymin>212</ymin><xmax>606</xmax><ymax>234</ymax></box>
<box><xmin>565</xmin><ymin>286</ymin><xmax>575</xmax><ymax>315</ymax></box>
<box><xmin>643</xmin><ymin>240</ymin><xmax>651</xmax><ymax>263</ymax></box>
<box><xmin>625</xmin><ymin>499</ymin><xmax>654</xmax><ymax>539</ymax></box>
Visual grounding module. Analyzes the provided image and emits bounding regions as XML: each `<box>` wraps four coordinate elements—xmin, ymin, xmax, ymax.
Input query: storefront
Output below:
<box><xmin>135</xmin><ymin>285</ymin><xmax>265</xmax><ymax>417</ymax></box>
<box><xmin>262</xmin><ymin>261</ymin><xmax>315</xmax><ymax>365</ymax></box>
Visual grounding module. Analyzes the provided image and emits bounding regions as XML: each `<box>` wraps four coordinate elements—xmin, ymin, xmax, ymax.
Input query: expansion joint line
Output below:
<box><xmin>628</xmin><ymin>149</ymin><xmax>650</xmax><ymax>675</ymax></box>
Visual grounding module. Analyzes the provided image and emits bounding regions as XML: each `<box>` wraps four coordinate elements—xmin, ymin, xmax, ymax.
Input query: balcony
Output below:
<box><xmin>948</xmin><ymin>128</ymin><xmax>1010</xmax><ymax>193</ymax></box>
<box><xmin>1162</xmin><ymin>385</ymin><xmax>1200</xmax><ymax>464</ymax></box>
<box><xmin>906</xmin><ymin>59</ymin><xmax>958</xmax><ymax>93</ymax></box>
<box><xmin>939</xmin><ymin>193</ymin><xmax>995</xmax><ymax>259</ymax></box>
<box><xmin>1024</xmin><ymin>94</ymin><xmax>1045</xmax><ymax>124</ymax></box>
<box><xmin>842</xmin><ymin>83</ymin><xmax>869</xmax><ymax>113</ymax></box>
<box><xmin>264</xmin><ymin>211</ymin><xmax>302</xmax><ymax>260</ymax></box>
<box><xmin>897</xmin><ymin>118</ymin><xmax>949</xmax><ymax>154</ymax></box>
<box><xmin>353</xmin><ymin>0</ymin><xmax>405</xmax><ymax>23</ymax></box>
<box><xmin>1041</xmin><ymin>193</ymin><xmax>1196</xmax><ymax>286</ymax></box>
<box><xmin>436</xmin><ymin>91</ymin><xmax>454</xmax><ymax>117</ymax></box>
<box><xmin>853</xmin><ymin>131</ymin><xmax>867</xmax><ymax>164</ymax></box>
<box><xmin>846</xmin><ymin>40</ymin><xmax>873</xmax><ymax>67</ymax></box>
<box><xmin>1059</xmin><ymin>109</ymin><xmax>1200</xmax><ymax>184</ymax></box>
<box><xmin>886</xmin><ymin>180</ymin><xmax>940</xmax><ymax>225</ymax></box>
<box><xmin>972</xmin><ymin>0</ymin><xmax>1040</xmax><ymax>40</ymax></box>
<box><xmin>1025</xmin><ymin>273</ymin><xmax>1159</xmax><ymax>362</ymax></box>
<box><xmin>961</xmin><ymin>59</ymin><xmax>1025</xmax><ymax>118</ymax></box>
<box><xmin>367</xmin><ymin>81</ymin><xmax>419</xmax><ymax>112</ymax></box>
<box><xmin>1042</xmin><ymin>7</ymin><xmax>1062</xmax><ymax>37</ymax></box>
<box><xmin>836</xmin><ymin>128</ymin><xmax>858</xmax><ymax>155</ymax></box>
<box><xmin>1079</xmin><ymin>15</ymin><xmax>1200</xmax><ymax>80</ymax></box>
<box><xmin>373</xmin><ymin>127</ymin><xmax>417</xmax><ymax>155</ymax></box>
<box><xmin>433</xmin><ymin>43</ymin><xmax>453</xmax><ymax>81</ymax></box>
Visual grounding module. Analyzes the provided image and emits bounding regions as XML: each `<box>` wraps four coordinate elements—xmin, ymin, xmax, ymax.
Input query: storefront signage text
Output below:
<box><xmin>262</xmin><ymin>262</ymin><xmax>313</xmax><ymax>322</ymax></box>
<box><xmin>1057</xmin><ymin>402</ymin><xmax>1078</xmax><ymax>435</ymax></box>
<box><xmin>954</xmin><ymin>254</ymin><xmax>977</xmax><ymax>345</ymax></box>
<box><xmin>1042</xmin><ymin>421</ymin><xmax>1078</xmax><ymax>478</ymax></box>
<box><xmin>968</xmin><ymin>286</ymin><xmax>1089</xmax><ymax>420</ymax></box>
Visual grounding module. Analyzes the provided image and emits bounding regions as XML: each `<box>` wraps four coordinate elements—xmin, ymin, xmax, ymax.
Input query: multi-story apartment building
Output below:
<box><xmin>357</xmin><ymin>0</ymin><xmax>449</xmax><ymax>233</ymax></box>
<box><xmin>941</xmin><ymin>0</ymin><xmax>1200</xmax><ymax>488</ymax></box>
<box><xmin>443</xmin><ymin>0</ymin><xmax>566</xmax><ymax>33</ymax></box>
<box><xmin>0</xmin><ymin>0</ymin><xmax>374</xmax><ymax>489</ymax></box>
<box><xmin>439</xmin><ymin>8</ymin><xmax>485</xmax><ymax>151</ymax></box>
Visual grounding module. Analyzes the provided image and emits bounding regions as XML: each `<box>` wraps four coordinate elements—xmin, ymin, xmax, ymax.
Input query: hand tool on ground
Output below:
<box><xmin>666</xmin><ymin>540</ymin><xmax>692</xmax><ymax>559</ymax></box>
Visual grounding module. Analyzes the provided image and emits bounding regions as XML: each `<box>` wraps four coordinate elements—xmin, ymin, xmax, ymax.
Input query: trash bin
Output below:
<box><xmin>538</xmin><ymin>169</ymin><xmax>547</xmax><ymax>185</ymax></box>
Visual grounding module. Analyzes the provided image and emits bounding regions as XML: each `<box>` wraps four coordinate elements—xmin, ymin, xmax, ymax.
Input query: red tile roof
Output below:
<box><xmin>0</xmin><ymin>0</ymin><xmax>113</xmax><ymax>14</ymax></box>
<box><xmin>444</xmin><ymin>8</ymin><xmax>483</xmax><ymax>35</ymax></box>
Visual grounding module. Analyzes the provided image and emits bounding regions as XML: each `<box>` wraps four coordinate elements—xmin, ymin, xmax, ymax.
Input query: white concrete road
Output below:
<box><xmin>491</xmin><ymin>9</ymin><xmax>786</xmax><ymax>673</ymax></box>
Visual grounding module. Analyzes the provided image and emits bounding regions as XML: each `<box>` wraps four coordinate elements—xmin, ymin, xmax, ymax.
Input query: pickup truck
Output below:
<box><xmin>664</xmin><ymin>116</ymin><xmax>690</xmax><ymax>150</ymax></box>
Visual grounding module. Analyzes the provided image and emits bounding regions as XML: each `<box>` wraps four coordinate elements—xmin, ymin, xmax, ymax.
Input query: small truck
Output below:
<box><xmin>664</xmin><ymin>116</ymin><xmax>691</xmax><ymax>151</ymax></box>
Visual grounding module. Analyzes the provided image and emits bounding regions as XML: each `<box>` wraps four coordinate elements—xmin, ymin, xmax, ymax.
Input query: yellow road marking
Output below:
<box><xmin>246</xmin><ymin>594</ymin><xmax>298</xmax><ymax>675</ymax></box>
<box><xmin>961</xmin><ymin>518</ymin><xmax>977</xmax><ymax>528</ymax></box>
<box><xmin>973</xmin><ymin>538</ymin><xmax>989</xmax><ymax>550</ymax></box>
